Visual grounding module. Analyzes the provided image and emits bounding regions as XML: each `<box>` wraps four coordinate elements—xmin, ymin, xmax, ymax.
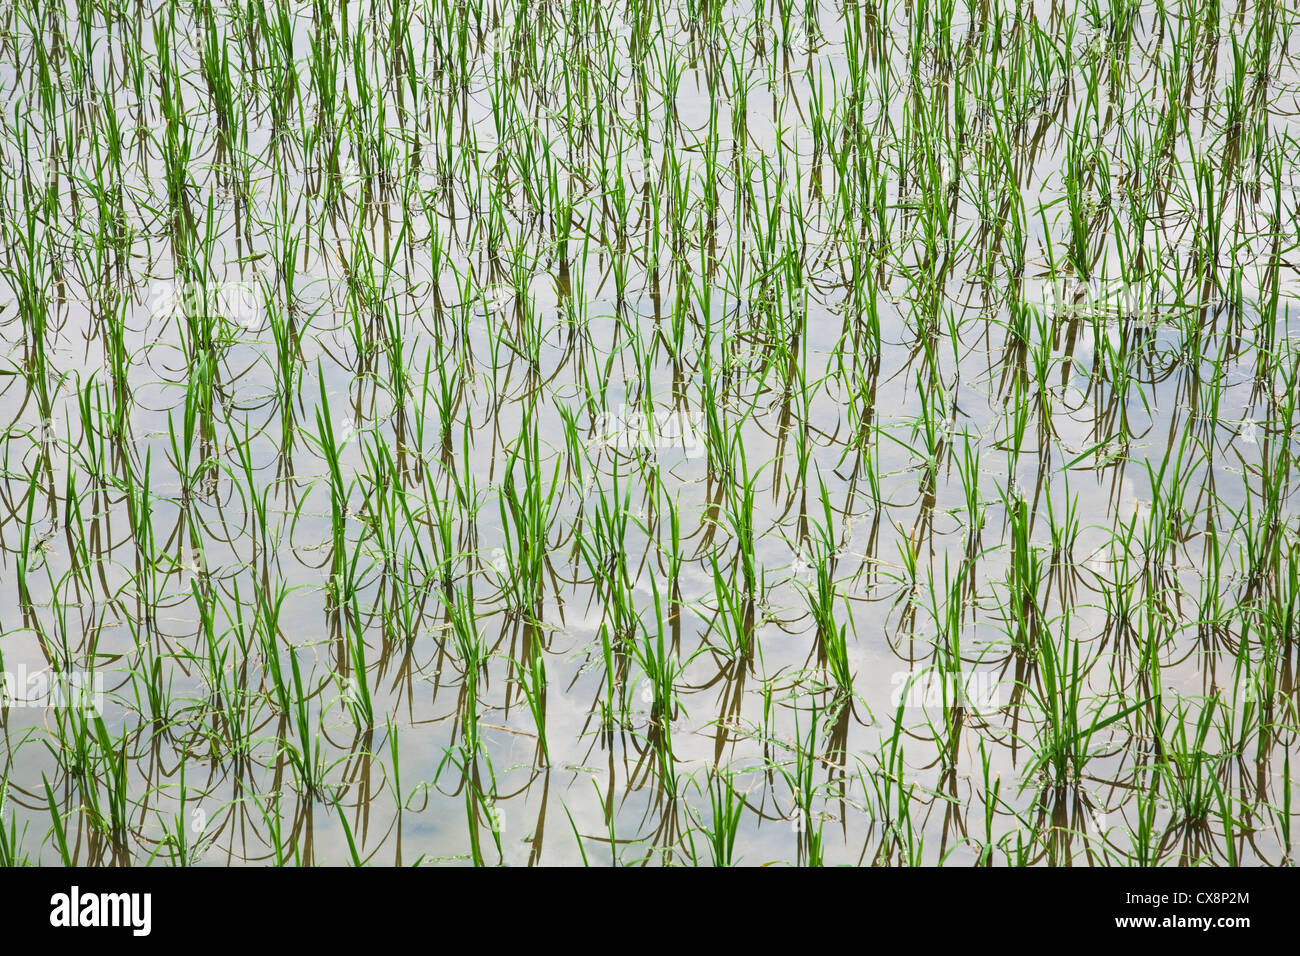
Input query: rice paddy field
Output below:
<box><xmin>0</xmin><ymin>0</ymin><xmax>1298</xmax><ymax>868</ymax></box>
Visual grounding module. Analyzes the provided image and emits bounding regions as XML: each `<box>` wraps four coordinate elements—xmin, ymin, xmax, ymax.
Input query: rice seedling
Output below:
<box><xmin>0</xmin><ymin>0</ymin><xmax>1293</xmax><ymax>869</ymax></box>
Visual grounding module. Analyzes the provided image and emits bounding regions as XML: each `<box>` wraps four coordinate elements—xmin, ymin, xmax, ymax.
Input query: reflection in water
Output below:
<box><xmin>0</xmin><ymin>1</ymin><xmax>1297</xmax><ymax>866</ymax></box>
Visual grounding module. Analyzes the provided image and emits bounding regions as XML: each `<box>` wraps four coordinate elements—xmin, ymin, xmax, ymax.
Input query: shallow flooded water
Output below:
<box><xmin>0</xmin><ymin>0</ymin><xmax>1298</xmax><ymax>865</ymax></box>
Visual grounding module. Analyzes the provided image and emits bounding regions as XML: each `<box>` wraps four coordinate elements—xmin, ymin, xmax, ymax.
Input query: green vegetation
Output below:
<box><xmin>0</xmin><ymin>0</ymin><xmax>1297</xmax><ymax>866</ymax></box>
